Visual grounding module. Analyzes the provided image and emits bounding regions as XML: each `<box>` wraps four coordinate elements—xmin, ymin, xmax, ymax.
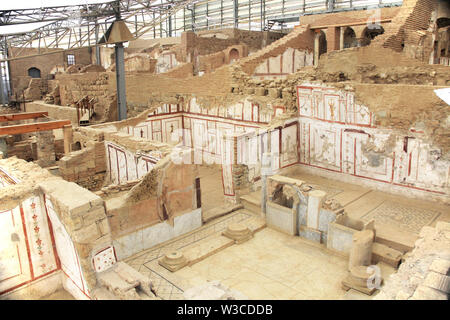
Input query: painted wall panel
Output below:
<box><xmin>0</xmin><ymin>206</ymin><xmax>32</xmax><ymax>294</ymax></box>
<box><xmin>22</xmin><ymin>196</ymin><xmax>58</xmax><ymax>278</ymax></box>
<box><xmin>45</xmin><ymin>197</ymin><xmax>89</xmax><ymax>299</ymax></box>
<box><xmin>297</xmin><ymin>83</ymin><xmax>450</xmax><ymax>195</ymax></box>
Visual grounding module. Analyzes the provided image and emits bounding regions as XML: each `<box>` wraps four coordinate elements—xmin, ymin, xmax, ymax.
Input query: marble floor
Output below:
<box><xmin>278</xmin><ymin>168</ymin><xmax>450</xmax><ymax>250</ymax></box>
<box><xmin>126</xmin><ymin>209</ymin><xmax>395</xmax><ymax>300</ymax></box>
<box><xmin>125</xmin><ymin>166</ymin><xmax>447</xmax><ymax>300</ymax></box>
<box><xmin>173</xmin><ymin>228</ymin><xmax>395</xmax><ymax>300</ymax></box>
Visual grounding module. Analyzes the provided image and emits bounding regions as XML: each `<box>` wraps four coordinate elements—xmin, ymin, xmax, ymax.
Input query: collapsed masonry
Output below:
<box><xmin>1</xmin><ymin>0</ymin><xmax>449</xmax><ymax>300</ymax></box>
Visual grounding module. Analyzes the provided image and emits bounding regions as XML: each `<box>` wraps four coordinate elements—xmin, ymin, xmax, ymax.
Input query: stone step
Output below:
<box><xmin>374</xmin><ymin>233</ymin><xmax>415</xmax><ymax>254</ymax></box>
<box><xmin>240</xmin><ymin>193</ymin><xmax>261</xmax><ymax>215</ymax></box>
<box><xmin>92</xmin><ymin>287</ymin><xmax>119</xmax><ymax>300</ymax></box>
<box><xmin>202</xmin><ymin>203</ymin><xmax>243</xmax><ymax>223</ymax></box>
<box><xmin>182</xmin><ymin>234</ymin><xmax>235</xmax><ymax>266</ymax></box>
<box><xmin>159</xmin><ymin>210</ymin><xmax>266</xmax><ymax>272</ymax></box>
<box><xmin>371</xmin><ymin>242</ymin><xmax>403</xmax><ymax>268</ymax></box>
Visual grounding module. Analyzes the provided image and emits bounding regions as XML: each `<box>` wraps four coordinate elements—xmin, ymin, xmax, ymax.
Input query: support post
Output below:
<box><xmin>234</xmin><ymin>0</ymin><xmax>239</xmax><ymax>29</ymax></box>
<box><xmin>115</xmin><ymin>42</ymin><xmax>127</xmax><ymax>120</ymax></box>
<box><xmin>95</xmin><ymin>21</ymin><xmax>101</xmax><ymax>65</ymax></box>
<box><xmin>261</xmin><ymin>152</ymin><xmax>272</xmax><ymax>217</ymax></box>
<box><xmin>0</xmin><ymin>68</ymin><xmax>4</xmax><ymax>106</ymax></box>
<box><xmin>63</xmin><ymin>124</ymin><xmax>73</xmax><ymax>155</ymax></box>
<box><xmin>314</xmin><ymin>31</ymin><xmax>320</xmax><ymax>67</ymax></box>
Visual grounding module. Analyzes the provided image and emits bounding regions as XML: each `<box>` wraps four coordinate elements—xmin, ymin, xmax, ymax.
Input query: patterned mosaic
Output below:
<box><xmin>125</xmin><ymin>211</ymin><xmax>252</xmax><ymax>300</ymax></box>
<box><xmin>361</xmin><ymin>201</ymin><xmax>442</xmax><ymax>234</ymax></box>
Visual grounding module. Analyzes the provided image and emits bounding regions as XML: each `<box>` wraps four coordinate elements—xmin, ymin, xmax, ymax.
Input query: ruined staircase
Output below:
<box><xmin>240</xmin><ymin>190</ymin><xmax>262</xmax><ymax>215</ymax></box>
<box><xmin>238</xmin><ymin>24</ymin><xmax>312</xmax><ymax>74</ymax></box>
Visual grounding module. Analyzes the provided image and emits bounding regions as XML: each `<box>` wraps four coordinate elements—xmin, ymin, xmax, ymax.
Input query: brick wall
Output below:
<box><xmin>8</xmin><ymin>47</ymin><xmax>93</xmax><ymax>96</ymax></box>
<box><xmin>372</xmin><ymin>0</ymin><xmax>438</xmax><ymax>52</ymax></box>
<box><xmin>59</xmin><ymin>141</ymin><xmax>106</xmax><ymax>191</ymax></box>
<box><xmin>300</xmin><ymin>7</ymin><xmax>400</xmax><ymax>28</ymax></box>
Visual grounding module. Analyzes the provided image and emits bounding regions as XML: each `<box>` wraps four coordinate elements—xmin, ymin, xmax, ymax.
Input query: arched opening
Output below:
<box><xmin>318</xmin><ymin>31</ymin><xmax>327</xmax><ymax>57</ymax></box>
<box><xmin>72</xmin><ymin>141</ymin><xmax>82</xmax><ymax>151</ymax></box>
<box><xmin>272</xmin><ymin>184</ymin><xmax>297</xmax><ymax>209</ymax></box>
<box><xmin>343</xmin><ymin>27</ymin><xmax>357</xmax><ymax>48</ymax></box>
<box><xmin>361</xmin><ymin>25</ymin><xmax>385</xmax><ymax>47</ymax></box>
<box><xmin>229</xmin><ymin>48</ymin><xmax>240</xmax><ymax>63</ymax></box>
<box><xmin>28</xmin><ymin>67</ymin><xmax>41</xmax><ymax>78</ymax></box>
<box><xmin>436</xmin><ymin>17</ymin><xmax>450</xmax><ymax>29</ymax></box>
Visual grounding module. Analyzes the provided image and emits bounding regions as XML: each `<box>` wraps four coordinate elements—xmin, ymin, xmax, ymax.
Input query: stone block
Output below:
<box><xmin>372</xmin><ymin>242</ymin><xmax>402</xmax><ymax>268</ymax></box>
<box><xmin>423</xmin><ymin>272</ymin><xmax>450</xmax><ymax>293</ymax></box>
<box><xmin>268</xmin><ymin>88</ymin><xmax>280</xmax><ymax>98</ymax></box>
<box><xmin>410</xmin><ymin>285</ymin><xmax>448</xmax><ymax>300</ymax></box>
<box><xmin>299</xmin><ymin>226</ymin><xmax>322</xmax><ymax>243</ymax></box>
<box><xmin>428</xmin><ymin>258</ymin><xmax>450</xmax><ymax>275</ymax></box>
<box><xmin>158</xmin><ymin>251</ymin><xmax>188</xmax><ymax>272</ymax></box>
<box><xmin>436</xmin><ymin>221</ymin><xmax>450</xmax><ymax>232</ymax></box>
<box><xmin>72</xmin><ymin>223</ymin><xmax>100</xmax><ymax>243</ymax></box>
<box><xmin>222</xmin><ymin>223</ymin><xmax>253</xmax><ymax>244</ymax></box>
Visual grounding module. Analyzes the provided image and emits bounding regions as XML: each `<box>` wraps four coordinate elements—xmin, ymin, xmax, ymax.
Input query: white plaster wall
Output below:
<box><xmin>156</xmin><ymin>52</ymin><xmax>178</xmax><ymax>74</ymax></box>
<box><xmin>0</xmin><ymin>205</ymin><xmax>33</xmax><ymax>295</ymax></box>
<box><xmin>253</xmin><ymin>48</ymin><xmax>314</xmax><ymax>80</ymax></box>
<box><xmin>105</xmin><ymin>141</ymin><xmax>160</xmax><ymax>185</ymax></box>
<box><xmin>0</xmin><ymin>174</ymin><xmax>59</xmax><ymax>298</ymax></box>
<box><xmin>45</xmin><ymin>197</ymin><xmax>91</xmax><ymax>300</ymax></box>
<box><xmin>297</xmin><ymin>83</ymin><xmax>450</xmax><ymax>197</ymax></box>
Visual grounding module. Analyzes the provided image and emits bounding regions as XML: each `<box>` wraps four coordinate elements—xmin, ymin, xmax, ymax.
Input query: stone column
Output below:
<box><xmin>63</xmin><ymin>124</ymin><xmax>73</xmax><ymax>155</ymax></box>
<box><xmin>340</xmin><ymin>27</ymin><xmax>345</xmax><ymax>50</ymax></box>
<box><xmin>36</xmin><ymin>130</ymin><xmax>55</xmax><ymax>167</ymax></box>
<box><xmin>314</xmin><ymin>32</ymin><xmax>320</xmax><ymax>67</ymax></box>
<box><xmin>261</xmin><ymin>152</ymin><xmax>272</xmax><ymax>217</ymax></box>
<box><xmin>349</xmin><ymin>229</ymin><xmax>374</xmax><ymax>269</ymax></box>
<box><xmin>306</xmin><ymin>189</ymin><xmax>326</xmax><ymax>229</ymax></box>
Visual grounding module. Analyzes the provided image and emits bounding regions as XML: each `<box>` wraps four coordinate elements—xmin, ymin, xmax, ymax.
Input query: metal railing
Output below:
<box><xmin>75</xmin><ymin>95</ymin><xmax>96</xmax><ymax>125</ymax></box>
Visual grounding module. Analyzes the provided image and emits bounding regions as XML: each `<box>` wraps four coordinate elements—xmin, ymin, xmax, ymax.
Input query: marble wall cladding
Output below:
<box><xmin>318</xmin><ymin>208</ymin><xmax>338</xmax><ymax>234</ymax></box>
<box><xmin>326</xmin><ymin>222</ymin><xmax>356</xmax><ymax>254</ymax></box>
<box><xmin>297</xmin><ymin>203</ymin><xmax>308</xmax><ymax>228</ymax></box>
<box><xmin>299</xmin><ymin>227</ymin><xmax>322</xmax><ymax>243</ymax></box>
<box><xmin>113</xmin><ymin>208</ymin><xmax>202</xmax><ymax>260</ymax></box>
<box><xmin>173</xmin><ymin>209</ymin><xmax>202</xmax><ymax>237</ymax></box>
<box><xmin>266</xmin><ymin>201</ymin><xmax>297</xmax><ymax>236</ymax></box>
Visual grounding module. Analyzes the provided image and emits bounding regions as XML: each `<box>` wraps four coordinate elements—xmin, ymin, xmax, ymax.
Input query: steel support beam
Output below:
<box><xmin>234</xmin><ymin>0</ymin><xmax>239</xmax><ymax>29</ymax></box>
<box><xmin>0</xmin><ymin>111</ymin><xmax>48</xmax><ymax>122</ymax></box>
<box><xmin>115</xmin><ymin>42</ymin><xmax>127</xmax><ymax>121</ymax></box>
<box><xmin>95</xmin><ymin>21</ymin><xmax>101</xmax><ymax>65</ymax></box>
<box><xmin>0</xmin><ymin>120</ymin><xmax>71</xmax><ymax>135</ymax></box>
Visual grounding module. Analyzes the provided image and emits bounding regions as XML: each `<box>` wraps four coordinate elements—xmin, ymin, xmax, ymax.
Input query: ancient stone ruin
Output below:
<box><xmin>0</xmin><ymin>0</ymin><xmax>449</xmax><ymax>302</ymax></box>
